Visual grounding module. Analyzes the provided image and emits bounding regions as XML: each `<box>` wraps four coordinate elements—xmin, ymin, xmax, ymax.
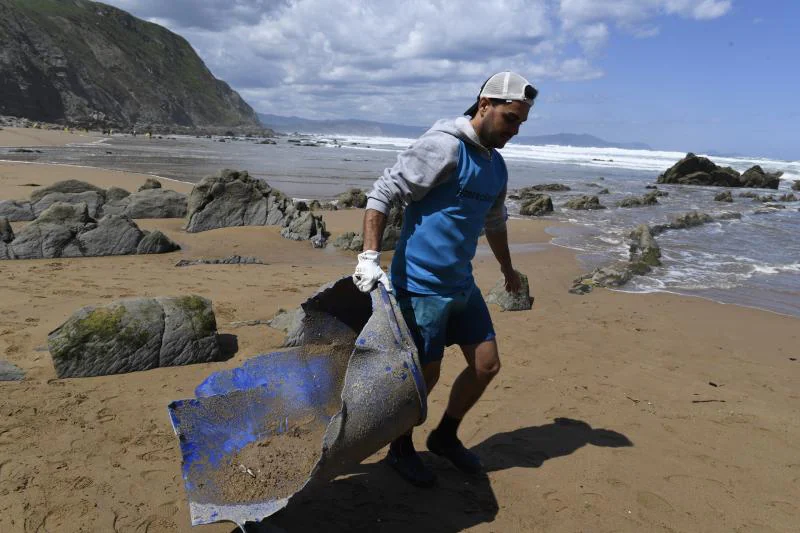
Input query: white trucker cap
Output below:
<box><xmin>464</xmin><ymin>71</ymin><xmax>537</xmax><ymax>117</ymax></box>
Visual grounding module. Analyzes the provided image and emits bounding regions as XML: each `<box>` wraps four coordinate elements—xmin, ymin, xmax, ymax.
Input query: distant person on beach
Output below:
<box><xmin>353</xmin><ymin>71</ymin><xmax>537</xmax><ymax>487</ymax></box>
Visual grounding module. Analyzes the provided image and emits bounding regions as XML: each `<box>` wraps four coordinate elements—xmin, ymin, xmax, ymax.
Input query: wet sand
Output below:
<box><xmin>0</xmin><ymin>128</ymin><xmax>798</xmax><ymax>532</ymax></box>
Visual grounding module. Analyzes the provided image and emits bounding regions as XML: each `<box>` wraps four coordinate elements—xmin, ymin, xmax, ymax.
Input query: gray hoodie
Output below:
<box><xmin>365</xmin><ymin>116</ymin><xmax>508</xmax><ymax>233</ymax></box>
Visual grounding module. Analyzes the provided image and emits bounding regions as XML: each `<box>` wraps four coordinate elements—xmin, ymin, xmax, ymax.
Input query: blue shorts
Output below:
<box><xmin>395</xmin><ymin>284</ymin><xmax>495</xmax><ymax>366</ymax></box>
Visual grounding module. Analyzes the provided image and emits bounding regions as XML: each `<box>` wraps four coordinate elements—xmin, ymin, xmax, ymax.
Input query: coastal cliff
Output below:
<box><xmin>0</xmin><ymin>0</ymin><xmax>261</xmax><ymax>130</ymax></box>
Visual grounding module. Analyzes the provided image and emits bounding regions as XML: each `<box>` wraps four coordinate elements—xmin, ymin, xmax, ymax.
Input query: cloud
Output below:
<box><xmin>100</xmin><ymin>0</ymin><xmax>733</xmax><ymax>123</ymax></box>
<box><xmin>558</xmin><ymin>0</ymin><xmax>731</xmax><ymax>42</ymax></box>
<box><xmin>105</xmin><ymin>0</ymin><xmax>289</xmax><ymax>30</ymax></box>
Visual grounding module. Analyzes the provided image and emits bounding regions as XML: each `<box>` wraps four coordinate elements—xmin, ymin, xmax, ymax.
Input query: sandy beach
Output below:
<box><xmin>1</xmin><ymin>128</ymin><xmax>798</xmax><ymax>533</ymax></box>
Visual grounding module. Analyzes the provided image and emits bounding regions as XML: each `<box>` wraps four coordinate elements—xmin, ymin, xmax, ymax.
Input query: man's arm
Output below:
<box><xmin>486</xmin><ymin>227</ymin><xmax>522</xmax><ymax>293</ymax></box>
<box><xmin>362</xmin><ymin>208</ymin><xmax>388</xmax><ymax>252</ymax></box>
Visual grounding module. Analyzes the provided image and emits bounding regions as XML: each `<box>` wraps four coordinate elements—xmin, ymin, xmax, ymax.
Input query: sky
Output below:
<box><xmin>101</xmin><ymin>0</ymin><xmax>799</xmax><ymax>159</ymax></box>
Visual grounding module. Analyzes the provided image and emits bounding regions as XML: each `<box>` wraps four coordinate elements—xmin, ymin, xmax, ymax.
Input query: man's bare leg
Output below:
<box><xmin>426</xmin><ymin>339</ymin><xmax>500</xmax><ymax>473</ymax></box>
<box><xmin>447</xmin><ymin>338</ymin><xmax>501</xmax><ymax>418</ymax></box>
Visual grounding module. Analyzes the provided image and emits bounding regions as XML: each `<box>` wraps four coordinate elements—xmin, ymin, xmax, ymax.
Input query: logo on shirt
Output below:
<box><xmin>457</xmin><ymin>187</ymin><xmax>495</xmax><ymax>202</ymax></box>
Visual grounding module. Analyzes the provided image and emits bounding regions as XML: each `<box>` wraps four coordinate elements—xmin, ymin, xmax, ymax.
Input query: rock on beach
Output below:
<box><xmin>48</xmin><ymin>295</ymin><xmax>221</xmax><ymax>378</ymax></box>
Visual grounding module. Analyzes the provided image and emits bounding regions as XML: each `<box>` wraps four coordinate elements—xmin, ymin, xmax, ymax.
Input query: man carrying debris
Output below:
<box><xmin>353</xmin><ymin>71</ymin><xmax>537</xmax><ymax>487</ymax></box>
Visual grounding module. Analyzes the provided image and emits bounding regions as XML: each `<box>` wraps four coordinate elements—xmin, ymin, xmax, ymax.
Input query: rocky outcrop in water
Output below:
<box><xmin>519</xmin><ymin>194</ymin><xmax>553</xmax><ymax>216</ymax></box>
<box><xmin>0</xmin><ymin>202</ymin><xmax>179</xmax><ymax>260</ymax></box>
<box><xmin>657</xmin><ymin>153</ymin><xmax>781</xmax><ymax>189</ymax></box>
<box><xmin>714</xmin><ymin>191</ymin><xmax>733</xmax><ymax>202</ymax></box>
<box><xmin>618</xmin><ymin>191</ymin><xmax>659</xmax><ymax>208</ymax></box>
<box><xmin>569</xmin><ymin>210</ymin><xmax>746</xmax><ymax>294</ymax></box>
<box><xmin>510</xmin><ymin>184</ymin><xmax>570</xmax><ymax>198</ymax></box>
<box><xmin>628</xmin><ymin>225</ymin><xmax>662</xmax><ymax>273</ymax></box>
<box><xmin>48</xmin><ymin>295</ymin><xmax>220</xmax><ymax>378</ymax></box>
<box><xmin>563</xmin><ymin>195</ymin><xmax>605</xmax><ymax>210</ymax></box>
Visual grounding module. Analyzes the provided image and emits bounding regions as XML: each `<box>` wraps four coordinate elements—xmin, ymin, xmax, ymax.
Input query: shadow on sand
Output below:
<box><xmin>216</xmin><ymin>333</ymin><xmax>239</xmax><ymax>361</ymax></box>
<box><xmin>240</xmin><ymin>417</ymin><xmax>633</xmax><ymax>533</ymax></box>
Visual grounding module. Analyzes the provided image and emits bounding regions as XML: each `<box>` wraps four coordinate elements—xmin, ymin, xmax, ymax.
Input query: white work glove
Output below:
<box><xmin>353</xmin><ymin>250</ymin><xmax>393</xmax><ymax>293</ymax></box>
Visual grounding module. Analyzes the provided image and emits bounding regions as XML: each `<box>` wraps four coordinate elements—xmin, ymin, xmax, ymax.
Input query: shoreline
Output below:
<box><xmin>2</xmin><ymin>126</ymin><xmax>798</xmax><ymax>319</ymax></box>
<box><xmin>0</xmin><ymin>152</ymin><xmax>798</xmax><ymax>531</ymax></box>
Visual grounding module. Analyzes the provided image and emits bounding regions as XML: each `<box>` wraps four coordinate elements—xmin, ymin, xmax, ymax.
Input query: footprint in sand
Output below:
<box><xmin>96</xmin><ymin>407</ymin><xmax>116</xmax><ymax>423</ymax></box>
<box><xmin>43</xmin><ymin>502</ymin><xmax>91</xmax><ymax>531</ymax></box>
<box><xmin>71</xmin><ymin>475</ymin><xmax>94</xmax><ymax>490</ymax></box>
<box><xmin>136</xmin><ymin>447</ymin><xmax>175</xmax><ymax>462</ymax></box>
<box><xmin>156</xmin><ymin>501</ymin><xmax>179</xmax><ymax>518</ymax></box>
<box><xmin>636</xmin><ymin>490</ymin><xmax>674</xmax><ymax>512</ymax></box>
<box><xmin>139</xmin><ymin>469</ymin><xmax>168</xmax><ymax>482</ymax></box>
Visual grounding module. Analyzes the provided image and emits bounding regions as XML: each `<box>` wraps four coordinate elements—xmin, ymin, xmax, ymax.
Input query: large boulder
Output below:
<box><xmin>32</xmin><ymin>191</ymin><xmax>105</xmax><ymax>218</ymax></box>
<box><xmin>792</xmin><ymin>180</ymin><xmax>800</xmax><ymax>192</ymax></box>
<box><xmin>563</xmin><ymin>195</ymin><xmax>605</xmax><ymax>210</ymax></box>
<box><xmin>1</xmin><ymin>202</ymin><xmax>176</xmax><ymax>260</ymax></box>
<box><xmin>520</xmin><ymin>194</ymin><xmax>553</xmax><ymax>216</ymax></box>
<box><xmin>185</xmin><ymin>169</ymin><xmax>324</xmax><ymax>239</ymax></box>
<box><xmin>30</xmin><ymin>179</ymin><xmax>107</xmax><ymax>203</ymax></box>
<box><xmin>76</xmin><ymin>214</ymin><xmax>144</xmax><ymax>256</ymax></box>
<box><xmin>48</xmin><ymin>295</ymin><xmax>220</xmax><ymax>378</ymax></box>
<box><xmin>658</xmin><ymin>154</ymin><xmax>780</xmax><ymax>189</ymax></box>
<box><xmin>486</xmin><ymin>271</ymin><xmax>533</xmax><ymax>311</ymax></box>
<box><xmin>8</xmin><ymin>202</ymin><xmax>94</xmax><ymax>259</ymax></box>
<box><xmin>103</xmin><ymin>189</ymin><xmax>188</xmax><ymax>218</ymax></box>
<box><xmin>0</xmin><ymin>200</ymin><xmax>35</xmax><ymax>221</ymax></box>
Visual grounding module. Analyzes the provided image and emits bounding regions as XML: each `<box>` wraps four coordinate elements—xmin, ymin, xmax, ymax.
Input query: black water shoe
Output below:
<box><xmin>385</xmin><ymin>448</ymin><xmax>437</xmax><ymax>488</ymax></box>
<box><xmin>426</xmin><ymin>430</ymin><xmax>484</xmax><ymax>475</ymax></box>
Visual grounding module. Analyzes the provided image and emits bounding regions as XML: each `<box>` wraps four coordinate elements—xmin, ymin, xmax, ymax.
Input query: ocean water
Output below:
<box><xmin>2</xmin><ymin>132</ymin><xmax>798</xmax><ymax>317</ymax></box>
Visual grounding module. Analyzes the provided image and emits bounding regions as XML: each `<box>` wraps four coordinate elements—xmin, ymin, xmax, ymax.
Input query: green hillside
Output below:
<box><xmin>0</xmin><ymin>0</ymin><xmax>261</xmax><ymax>129</ymax></box>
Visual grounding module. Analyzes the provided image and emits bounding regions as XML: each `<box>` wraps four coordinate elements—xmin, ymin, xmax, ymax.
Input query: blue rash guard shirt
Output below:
<box><xmin>390</xmin><ymin>139</ymin><xmax>508</xmax><ymax>295</ymax></box>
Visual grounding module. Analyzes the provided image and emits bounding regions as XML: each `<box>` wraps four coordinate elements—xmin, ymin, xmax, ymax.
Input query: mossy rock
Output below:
<box><xmin>49</xmin><ymin>296</ymin><xmax>220</xmax><ymax>377</ymax></box>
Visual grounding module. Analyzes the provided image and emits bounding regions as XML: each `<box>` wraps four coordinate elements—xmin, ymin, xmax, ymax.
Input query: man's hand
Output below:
<box><xmin>502</xmin><ymin>267</ymin><xmax>522</xmax><ymax>293</ymax></box>
<box><xmin>353</xmin><ymin>250</ymin><xmax>393</xmax><ymax>293</ymax></box>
